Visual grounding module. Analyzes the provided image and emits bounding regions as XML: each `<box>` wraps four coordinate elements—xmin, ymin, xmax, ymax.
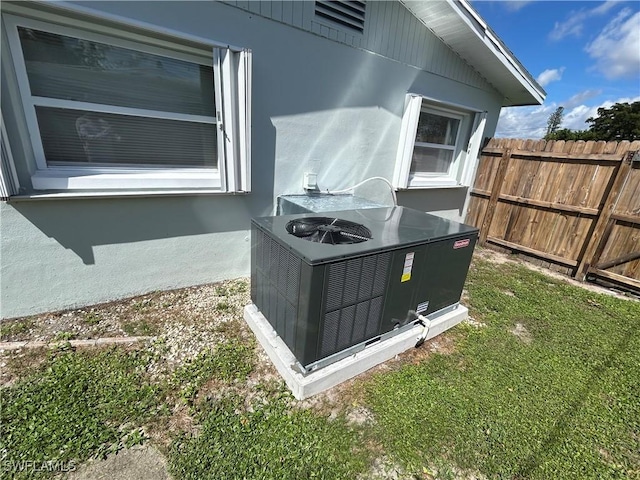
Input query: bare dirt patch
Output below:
<box><xmin>510</xmin><ymin>322</ymin><xmax>533</xmax><ymax>344</ymax></box>
<box><xmin>0</xmin><ymin>346</ymin><xmax>50</xmax><ymax>387</ymax></box>
<box><xmin>66</xmin><ymin>444</ymin><xmax>171</xmax><ymax>480</ymax></box>
<box><xmin>358</xmin><ymin>455</ymin><xmax>413</xmax><ymax>480</ymax></box>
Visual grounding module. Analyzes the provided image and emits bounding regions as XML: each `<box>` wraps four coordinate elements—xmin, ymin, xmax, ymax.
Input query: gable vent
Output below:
<box><xmin>315</xmin><ymin>1</ymin><xmax>366</xmax><ymax>33</ymax></box>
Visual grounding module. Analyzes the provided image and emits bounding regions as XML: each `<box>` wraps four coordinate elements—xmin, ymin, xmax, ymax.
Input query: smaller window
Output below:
<box><xmin>411</xmin><ymin>108</ymin><xmax>462</xmax><ymax>176</ymax></box>
<box><xmin>393</xmin><ymin>95</ymin><xmax>486</xmax><ymax>189</ymax></box>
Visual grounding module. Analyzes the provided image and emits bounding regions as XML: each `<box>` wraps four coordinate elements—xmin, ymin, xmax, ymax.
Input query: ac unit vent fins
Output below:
<box><xmin>315</xmin><ymin>1</ymin><xmax>366</xmax><ymax>33</ymax></box>
<box><xmin>320</xmin><ymin>253</ymin><xmax>390</xmax><ymax>357</ymax></box>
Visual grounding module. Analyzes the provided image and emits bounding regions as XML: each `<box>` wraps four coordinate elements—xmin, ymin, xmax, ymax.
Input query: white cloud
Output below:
<box><xmin>536</xmin><ymin>68</ymin><xmax>565</xmax><ymax>87</ymax></box>
<box><xmin>563</xmin><ymin>105</ymin><xmax>595</xmax><ymax>130</ymax></box>
<box><xmin>591</xmin><ymin>0</ymin><xmax>622</xmax><ymax>16</ymax></box>
<box><xmin>585</xmin><ymin>9</ymin><xmax>640</xmax><ymax>79</ymax></box>
<box><xmin>564</xmin><ymin>90</ymin><xmax>602</xmax><ymax>109</ymax></box>
<box><xmin>494</xmin><ymin>105</ymin><xmax>553</xmax><ymax>139</ymax></box>
<box><xmin>549</xmin><ymin>1</ymin><xmax>621</xmax><ymax>41</ymax></box>
<box><xmin>549</xmin><ymin>13</ymin><xmax>587</xmax><ymax>41</ymax></box>
<box><xmin>495</xmin><ymin>95</ymin><xmax>640</xmax><ymax>138</ymax></box>
<box><xmin>503</xmin><ymin>1</ymin><xmax>534</xmax><ymax>12</ymax></box>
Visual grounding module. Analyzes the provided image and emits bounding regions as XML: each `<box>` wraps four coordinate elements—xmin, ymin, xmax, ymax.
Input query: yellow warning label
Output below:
<box><xmin>401</xmin><ymin>252</ymin><xmax>415</xmax><ymax>282</ymax></box>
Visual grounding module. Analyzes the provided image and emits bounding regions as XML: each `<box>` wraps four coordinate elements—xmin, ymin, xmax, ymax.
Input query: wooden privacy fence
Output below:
<box><xmin>467</xmin><ymin>138</ymin><xmax>640</xmax><ymax>291</ymax></box>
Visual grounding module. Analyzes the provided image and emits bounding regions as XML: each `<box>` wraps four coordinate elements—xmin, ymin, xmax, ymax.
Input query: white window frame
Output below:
<box><xmin>3</xmin><ymin>13</ymin><xmax>251</xmax><ymax>194</ymax></box>
<box><xmin>393</xmin><ymin>94</ymin><xmax>486</xmax><ymax>189</ymax></box>
<box><xmin>1</xmin><ymin>113</ymin><xmax>21</xmax><ymax>199</ymax></box>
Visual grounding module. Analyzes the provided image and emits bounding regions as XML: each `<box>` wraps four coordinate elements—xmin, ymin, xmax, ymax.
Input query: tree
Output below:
<box><xmin>544</xmin><ymin>106</ymin><xmax>564</xmax><ymax>139</ymax></box>
<box><xmin>586</xmin><ymin>102</ymin><xmax>640</xmax><ymax>141</ymax></box>
<box><xmin>544</xmin><ymin>128</ymin><xmax>596</xmax><ymax>141</ymax></box>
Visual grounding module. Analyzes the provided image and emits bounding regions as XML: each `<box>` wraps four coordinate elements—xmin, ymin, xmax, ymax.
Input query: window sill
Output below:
<box><xmin>31</xmin><ymin>168</ymin><xmax>222</xmax><ymax>191</ymax></box>
<box><xmin>405</xmin><ymin>176</ymin><xmax>468</xmax><ymax>189</ymax></box>
<box><xmin>8</xmin><ymin>189</ymin><xmax>248</xmax><ymax>202</ymax></box>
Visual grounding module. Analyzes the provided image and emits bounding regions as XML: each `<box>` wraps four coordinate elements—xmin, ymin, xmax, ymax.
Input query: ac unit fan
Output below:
<box><xmin>285</xmin><ymin>217</ymin><xmax>372</xmax><ymax>244</ymax></box>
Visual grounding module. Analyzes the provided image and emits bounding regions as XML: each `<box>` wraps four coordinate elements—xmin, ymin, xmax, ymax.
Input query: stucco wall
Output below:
<box><xmin>0</xmin><ymin>1</ymin><xmax>502</xmax><ymax>318</ymax></box>
<box><xmin>0</xmin><ymin>197</ymin><xmax>253</xmax><ymax>317</ymax></box>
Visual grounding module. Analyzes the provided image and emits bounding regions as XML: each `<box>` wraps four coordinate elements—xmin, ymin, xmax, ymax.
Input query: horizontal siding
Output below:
<box><xmin>223</xmin><ymin>0</ymin><xmax>491</xmax><ymax>91</ymax></box>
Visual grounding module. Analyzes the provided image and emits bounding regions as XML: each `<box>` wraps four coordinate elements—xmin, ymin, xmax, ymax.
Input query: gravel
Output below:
<box><xmin>0</xmin><ymin>278</ymin><xmax>253</xmax><ymax>386</ymax></box>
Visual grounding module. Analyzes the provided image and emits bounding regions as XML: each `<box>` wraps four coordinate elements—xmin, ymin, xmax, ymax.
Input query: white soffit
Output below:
<box><xmin>400</xmin><ymin>0</ymin><xmax>546</xmax><ymax>106</ymax></box>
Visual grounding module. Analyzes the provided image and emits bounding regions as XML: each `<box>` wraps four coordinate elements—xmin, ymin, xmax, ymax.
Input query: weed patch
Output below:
<box><xmin>53</xmin><ymin>331</ymin><xmax>77</xmax><ymax>342</ymax></box>
<box><xmin>0</xmin><ymin>347</ymin><xmax>163</xmax><ymax>479</ymax></box>
<box><xmin>121</xmin><ymin>319</ymin><xmax>158</xmax><ymax>336</ymax></box>
<box><xmin>172</xmin><ymin>340</ymin><xmax>254</xmax><ymax>404</ymax></box>
<box><xmin>169</xmin><ymin>394</ymin><xmax>369</xmax><ymax>480</ymax></box>
<box><xmin>0</xmin><ymin>318</ymin><xmax>34</xmax><ymax>340</ymax></box>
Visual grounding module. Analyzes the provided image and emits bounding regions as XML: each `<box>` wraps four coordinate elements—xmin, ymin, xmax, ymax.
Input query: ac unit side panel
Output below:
<box><xmin>251</xmin><ymin>225</ymin><xmax>270</xmax><ymax>325</ymax></box>
<box><xmin>251</xmin><ymin>225</ymin><xmax>304</xmax><ymax>354</ymax></box>
<box><xmin>419</xmin><ymin>234</ymin><xmax>478</xmax><ymax>315</ymax></box>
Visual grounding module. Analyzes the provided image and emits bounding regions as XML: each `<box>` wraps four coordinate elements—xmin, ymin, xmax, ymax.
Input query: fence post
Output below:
<box><xmin>574</xmin><ymin>150</ymin><xmax>635</xmax><ymax>280</ymax></box>
<box><xmin>479</xmin><ymin>148</ymin><xmax>511</xmax><ymax>245</ymax></box>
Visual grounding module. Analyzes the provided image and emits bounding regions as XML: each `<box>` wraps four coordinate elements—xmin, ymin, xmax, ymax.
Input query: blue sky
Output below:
<box><xmin>470</xmin><ymin>0</ymin><xmax>640</xmax><ymax>138</ymax></box>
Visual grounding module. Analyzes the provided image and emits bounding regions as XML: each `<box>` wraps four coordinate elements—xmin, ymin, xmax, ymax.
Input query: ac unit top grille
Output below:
<box><xmin>286</xmin><ymin>217</ymin><xmax>372</xmax><ymax>245</ymax></box>
<box><xmin>315</xmin><ymin>1</ymin><xmax>366</xmax><ymax>33</ymax></box>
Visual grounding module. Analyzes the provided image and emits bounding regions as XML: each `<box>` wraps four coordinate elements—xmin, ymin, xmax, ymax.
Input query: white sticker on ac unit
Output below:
<box><xmin>401</xmin><ymin>252</ymin><xmax>414</xmax><ymax>282</ymax></box>
<box><xmin>416</xmin><ymin>301</ymin><xmax>429</xmax><ymax>314</ymax></box>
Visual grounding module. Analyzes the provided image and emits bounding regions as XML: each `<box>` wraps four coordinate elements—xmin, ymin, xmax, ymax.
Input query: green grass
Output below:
<box><xmin>0</xmin><ymin>318</ymin><xmax>34</xmax><ymax>340</ymax></box>
<box><xmin>166</xmin><ymin>341</ymin><xmax>370</xmax><ymax>479</ymax></box>
<box><xmin>172</xmin><ymin>340</ymin><xmax>255</xmax><ymax>404</ymax></box>
<box><xmin>169</xmin><ymin>393</ymin><xmax>369</xmax><ymax>480</ymax></box>
<box><xmin>121</xmin><ymin>319</ymin><xmax>158</xmax><ymax>336</ymax></box>
<box><xmin>0</xmin><ymin>347</ymin><xmax>162</xmax><ymax>479</ymax></box>
<box><xmin>2</xmin><ymin>263</ymin><xmax>638</xmax><ymax>479</ymax></box>
<box><xmin>0</xmin><ymin>337</ymin><xmax>257</xmax><ymax>477</ymax></box>
<box><xmin>366</xmin><ymin>259</ymin><xmax>640</xmax><ymax>479</ymax></box>
<box><xmin>53</xmin><ymin>331</ymin><xmax>77</xmax><ymax>342</ymax></box>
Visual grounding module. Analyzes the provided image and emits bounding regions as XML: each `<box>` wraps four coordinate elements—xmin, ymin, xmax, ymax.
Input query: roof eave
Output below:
<box><xmin>400</xmin><ymin>0</ymin><xmax>546</xmax><ymax>107</ymax></box>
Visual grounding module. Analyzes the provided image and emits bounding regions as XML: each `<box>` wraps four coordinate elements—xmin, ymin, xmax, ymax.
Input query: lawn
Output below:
<box><xmin>1</xmin><ymin>251</ymin><xmax>638</xmax><ymax>479</ymax></box>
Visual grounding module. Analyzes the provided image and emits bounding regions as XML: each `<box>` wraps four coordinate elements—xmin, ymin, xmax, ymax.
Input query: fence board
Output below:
<box><xmin>577</xmin><ymin>151</ymin><xmax>635</xmax><ymax>279</ymax></box>
<box><xmin>467</xmin><ymin>139</ymin><xmax>640</xmax><ymax>291</ymax></box>
<box><xmin>479</xmin><ymin>148</ymin><xmax>511</xmax><ymax>244</ymax></box>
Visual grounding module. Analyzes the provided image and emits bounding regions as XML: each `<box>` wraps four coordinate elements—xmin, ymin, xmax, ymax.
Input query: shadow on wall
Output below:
<box><xmin>11</xmin><ymin>195</ymin><xmax>254</xmax><ymax>265</ymax></box>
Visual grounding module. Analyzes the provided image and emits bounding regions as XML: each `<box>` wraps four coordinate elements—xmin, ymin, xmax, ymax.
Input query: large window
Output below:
<box><xmin>4</xmin><ymin>14</ymin><xmax>251</xmax><ymax>193</ymax></box>
<box><xmin>394</xmin><ymin>95</ymin><xmax>486</xmax><ymax>189</ymax></box>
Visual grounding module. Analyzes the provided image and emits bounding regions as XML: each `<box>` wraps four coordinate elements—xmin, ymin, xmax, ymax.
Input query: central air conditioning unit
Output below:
<box><xmin>251</xmin><ymin>206</ymin><xmax>478</xmax><ymax>373</ymax></box>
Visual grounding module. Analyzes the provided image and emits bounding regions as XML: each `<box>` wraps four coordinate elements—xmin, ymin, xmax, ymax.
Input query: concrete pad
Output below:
<box><xmin>244</xmin><ymin>303</ymin><xmax>468</xmax><ymax>399</ymax></box>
